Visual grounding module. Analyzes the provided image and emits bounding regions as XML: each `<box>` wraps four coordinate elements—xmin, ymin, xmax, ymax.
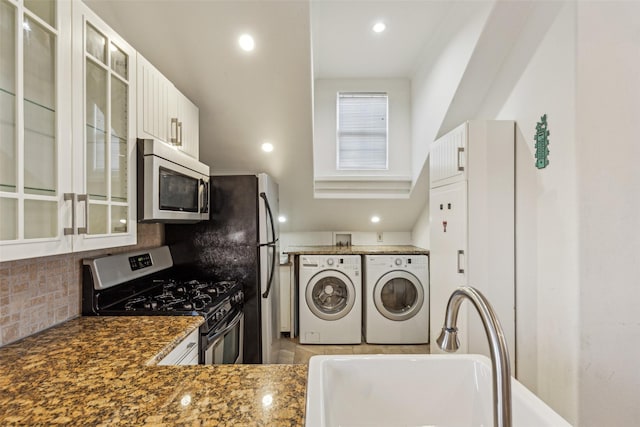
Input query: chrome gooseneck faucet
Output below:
<box><xmin>436</xmin><ymin>286</ymin><xmax>512</xmax><ymax>427</ymax></box>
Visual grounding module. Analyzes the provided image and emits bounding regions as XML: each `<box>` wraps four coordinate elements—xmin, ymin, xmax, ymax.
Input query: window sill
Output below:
<box><xmin>313</xmin><ymin>175</ymin><xmax>412</xmax><ymax>199</ymax></box>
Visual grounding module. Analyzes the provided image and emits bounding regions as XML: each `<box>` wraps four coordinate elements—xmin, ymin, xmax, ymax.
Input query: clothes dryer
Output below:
<box><xmin>299</xmin><ymin>255</ymin><xmax>362</xmax><ymax>344</ymax></box>
<box><xmin>364</xmin><ymin>255</ymin><xmax>429</xmax><ymax>344</ymax></box>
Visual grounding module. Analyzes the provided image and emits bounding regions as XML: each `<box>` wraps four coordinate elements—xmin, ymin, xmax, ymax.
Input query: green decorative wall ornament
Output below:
<box><xmin>534</xmin><ymin>114</ymin><xmax>550</xmax><ymax>169</ymax></box>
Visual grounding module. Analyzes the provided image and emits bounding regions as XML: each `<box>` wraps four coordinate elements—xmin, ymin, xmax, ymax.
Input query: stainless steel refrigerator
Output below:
<box><xmin>165</xmin><ymin>173</ymin><xmax>280</xmax><ymax>364</ymax></box>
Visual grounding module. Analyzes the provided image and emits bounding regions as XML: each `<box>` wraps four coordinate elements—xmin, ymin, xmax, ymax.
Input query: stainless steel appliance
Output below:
<box><xmin>137</xmin><ymin>139</ymin><xmax>210</xmax><ymax>223</ymax></box>
<box><xmin>165</xmin><ymin>173</ymin><xmax>280</xmax><ymax>364</ymax></box>
<box><xmin>82</xmin><ymin>246</ymin><xmax>243</xmax><ymax>364</ymax></box>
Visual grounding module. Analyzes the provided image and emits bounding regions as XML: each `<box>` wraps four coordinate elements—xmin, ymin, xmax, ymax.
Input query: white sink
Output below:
<box><xmin>305</xmin><ymin>354</ymin><xmax>571</xmax><ymax>427</ymax></box>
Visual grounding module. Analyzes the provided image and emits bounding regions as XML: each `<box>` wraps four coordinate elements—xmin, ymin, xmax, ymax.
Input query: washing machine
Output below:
<box><xmin>299</xmin><ymin>255</ymin><xmax>362</xmax><ymax>344</ymax></box>
<box><xmin>364</xmin><ymin>255</ymin><xmax>429</xmax><ymax>344</ymax></box>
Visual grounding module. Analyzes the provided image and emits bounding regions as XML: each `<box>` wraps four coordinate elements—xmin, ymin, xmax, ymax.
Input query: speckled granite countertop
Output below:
<box><xmin>0</xmin><ymin>316</ymin><xmax>307</xmax><ymax>426</ymax></box>
<box><xmin>285</xmin><ymin>245</ymin><xmax>429</xmax><ymax>255</ymax></box>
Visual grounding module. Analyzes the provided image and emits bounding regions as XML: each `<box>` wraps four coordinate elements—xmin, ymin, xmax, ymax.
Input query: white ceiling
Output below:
<box><xmin>311</xmin><ymin>0</ymin><xmax>452</xmax><ymax>79</ymax></box>
<box><xmin>83</xmin><ymin>0</ymin><xmax>465</xmax><ymax>233</ymax></box>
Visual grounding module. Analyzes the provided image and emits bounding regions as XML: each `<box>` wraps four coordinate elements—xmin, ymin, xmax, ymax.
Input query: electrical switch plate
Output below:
<box><xmin>377</xmin><ymin>232</ymin><xmax>383</xmax><ymax>242</ymax></box>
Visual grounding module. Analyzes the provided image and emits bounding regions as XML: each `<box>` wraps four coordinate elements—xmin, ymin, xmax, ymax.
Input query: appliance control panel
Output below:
<box><xmin>129</xmin><ymin>253</ymin><xmax>153</xmax><ymax>271</ymax></box>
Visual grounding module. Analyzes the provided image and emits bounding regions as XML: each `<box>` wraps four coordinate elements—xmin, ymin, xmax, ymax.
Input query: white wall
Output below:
<box><xmin>478</xmin><ymin>3</ymin><xmax>579</xmax><ymax>422</ymax></box>
<box><xmin>411</xmin><ymin>200</ymin><xmax>430</xmax><ymax>249</ymax></box>
<box><xmin>313</xmin><ymin>78</ymin><xmax>411</xmax><ymax>178</ymax></box>
<box><xmin>410</xmin><ymin>3</ymin><xmax>492</xmax><ymax>183</ymax></box>
<box><xmin>484</xmin><ymin>3</ymin><xmax>640</xmax><ymax>424</ymax></box>
<box><xmin>280</xmin><ymin>231</ymin><xmax>413</xmax><ymax>254</ymax></box>
<box><xmin>576</xmin><ymin>2</ymin><xmax>640</xmax><ymax>426</ymax></box>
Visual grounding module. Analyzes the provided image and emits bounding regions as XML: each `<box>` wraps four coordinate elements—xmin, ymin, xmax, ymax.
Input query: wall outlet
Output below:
<box><xmin>376</xmin><ymin>232</ymin><xmax>384</xmax><ymax>242</ymax></box>
<box><xmin>334</xmin><ymin>233</ymin><xmax>352</xmax><ymax>247</ymax></box>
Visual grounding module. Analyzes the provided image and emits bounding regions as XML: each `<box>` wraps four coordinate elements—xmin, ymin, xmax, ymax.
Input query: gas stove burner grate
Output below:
<box><xmin>118</xmin><ymin>279</ymin><xmax>241</xmax><ymax>314</ymax></box>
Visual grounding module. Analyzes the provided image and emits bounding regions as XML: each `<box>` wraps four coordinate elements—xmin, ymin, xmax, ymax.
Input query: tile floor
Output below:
<box><xmin>276</xmin><ymin>336</ymin><xmax>430</xmax><ymax>364</ymax></box>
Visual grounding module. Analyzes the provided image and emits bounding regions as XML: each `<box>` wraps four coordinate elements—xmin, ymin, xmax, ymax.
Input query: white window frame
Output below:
<box><xmin>336</xmin><ymin>92</ymin><xmax>389</xmax><ymax>170</ymax></box>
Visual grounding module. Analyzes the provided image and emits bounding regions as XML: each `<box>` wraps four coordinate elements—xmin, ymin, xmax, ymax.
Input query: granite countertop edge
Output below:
<box><xmin>0</xmin><ymin>316</ymin><xmax>307</xmax><ymax>426</ymax></box>
<box><xmin>284</xmin><ymin>244</ymin><xmax>429</xmax><ymax>255</ymax></box>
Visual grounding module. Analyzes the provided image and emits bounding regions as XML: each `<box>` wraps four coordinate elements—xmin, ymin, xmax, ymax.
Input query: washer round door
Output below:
<box><xmin>373</xmin><ymin>270</ymin><xmax>424</xmax><ymax>321</ymax></box>
<box><xmin>306</xmin><ymin>270</ymin><xmax>356</xmax><ymax>321</ymax></box>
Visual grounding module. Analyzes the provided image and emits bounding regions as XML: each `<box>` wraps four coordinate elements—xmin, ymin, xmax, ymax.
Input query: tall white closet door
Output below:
<box><xmin>429</xmin><ymin>120</ymin><xmax>515</xmax><ymax>373</ymax></box>
<box><xmin>429</xmin><ymin>180</ymin><xmax>468</xmax><ymax>353</ymax></box>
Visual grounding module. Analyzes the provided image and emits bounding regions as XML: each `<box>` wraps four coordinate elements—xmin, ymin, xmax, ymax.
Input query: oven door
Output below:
<box><xmin>201</xmin><ymin>309</ymin><xmax>244</xmax><ymax>365</ymax></box>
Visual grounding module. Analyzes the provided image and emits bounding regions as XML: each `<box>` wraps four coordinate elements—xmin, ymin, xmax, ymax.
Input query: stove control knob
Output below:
<box><xmin>327</xmin><ymin>258</ymin><xmax>334</xmax><ymax>266</ymax></box>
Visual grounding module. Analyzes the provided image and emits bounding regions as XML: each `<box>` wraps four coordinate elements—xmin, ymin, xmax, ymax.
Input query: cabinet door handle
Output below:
<box><xmin>77</xmin><ymin>194</ymin><xmax>89</xmax><ymax>234</ymax></box>
<box><xmin>171</xmin><ymin>117</ymin><xmax>179</xmax><ymax>144</ymax></box>
<box><xmin>64</xmin><ymin>193</ymin><xmax>76</xmax><ymax>235</ymax></box>
<box><xmin>177</xmin><ymin>121</ymin><xmax>183</xmax><ymax>146</ymax></box>
<box><xmin>175</xmin><ymin>342</ymin><xmax>197</xmax><ymax>365</ymax></box>
<box><xmin>457</xmin><ymin>249</ymin><xmax>465</xmax><ymax>274</ymax></box>
<box><xmin>457</xmin><ymin>147</ymin><xmax>465</xmax><ymax>172</ymax></box>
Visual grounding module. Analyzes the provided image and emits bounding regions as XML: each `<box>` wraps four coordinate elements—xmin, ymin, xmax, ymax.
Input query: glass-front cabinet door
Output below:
<box><xmin>71</xmin><ymin>1</ymin><xmax>136</xmax><ymax>251</ymax></box>
<box><xmin>0</xmin><ymin>0</ymin><xmax>72</xmax><ymax>261</ymax></box>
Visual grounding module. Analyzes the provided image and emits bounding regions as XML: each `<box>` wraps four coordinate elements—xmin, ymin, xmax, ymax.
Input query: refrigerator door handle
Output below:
<box><xmin>262</xmin><ymin>244</ymin><xmax>276</xmax><ymax>299</ymax></box>
<box><xmin>259</xmin><ymin>192</ymin><xmax>277</xmax><ymax>299</ymax></box>
<box><xmin>258</xmin><ymin>239</ymin><xmax>278</xmax><ymax>248</ymax></box>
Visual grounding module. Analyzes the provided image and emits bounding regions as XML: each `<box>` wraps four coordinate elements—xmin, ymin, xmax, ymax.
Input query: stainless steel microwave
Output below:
<box><xmin>137</xmin><ymin>139</ymin><xmax>210</xmax><ymax>223</ymax></box>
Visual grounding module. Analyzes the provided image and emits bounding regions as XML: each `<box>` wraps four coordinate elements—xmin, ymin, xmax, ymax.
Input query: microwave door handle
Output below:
<box><xmin>200</xmin><ymin>179</ymin><xmax>209</xmax><ymax>214</ymax></box>
<box><xmin>198</xmin><ymin>179</ymin><xmax>207</xmax><ymax>213</ymax></box>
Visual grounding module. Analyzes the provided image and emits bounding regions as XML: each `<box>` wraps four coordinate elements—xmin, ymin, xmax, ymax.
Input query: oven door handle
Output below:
<box><xmin>206</xmin><ymin>310</ymin><xmax>243</xmax><ymax>345</ymax></box>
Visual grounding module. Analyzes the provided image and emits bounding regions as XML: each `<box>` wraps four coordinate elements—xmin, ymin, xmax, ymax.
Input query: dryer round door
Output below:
<box><xmin>306</xmin><ymin>270</ymin><xmax>356</xmax><ymax>321</ymax></box>
<box><xmin>373</xmin><ymin>270</ymin><xmax>424</xmax><ymax>321</ymax></box>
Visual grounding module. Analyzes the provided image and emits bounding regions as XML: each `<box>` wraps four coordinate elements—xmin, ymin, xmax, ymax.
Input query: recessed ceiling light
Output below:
<box><xmin>372</xmin><ymin>22</ymin><xmax>386</xmax><ymax>33</ymax></box>
<box><xmin>278</xmin><ymin>215</ymin><xmax>287</xmax><ymax>223</ymax></box>
<box><xmin>371</xmin><ymin>216</ymin><xmax>381</xmax><ymax>223</ymax></box>
<box><xmin>261</xmin><ymin>142</ymin><xmax>274</xmax><ymax>152</ymax></box>
<box><xmin>238</xmin><ymin>34</ymin><xmax>255</xmax><ymax>52</ymax></box>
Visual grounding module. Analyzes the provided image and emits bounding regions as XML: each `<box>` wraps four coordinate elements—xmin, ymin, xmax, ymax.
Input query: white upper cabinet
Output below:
<box><xmin>0</xmin><ymin>0</ymin><xmax>137</xmax><ymax>262</ymax></box>
<box><xmin>137</xmin><ymin>53</ymin><xmax>171</xmax><ymax>143</ymax></box>
<box><xmin>137</xmin><ymin>52</ymin><xmax>199</xmax><ymax>159</ymax></box>
<box><xmin>429</xmin><ymin>122</ymin><xmax>467</xmax><ymax>188</ymax></box>
<box><xmin>71</xmin><ymin>1</ymin><xmax>137</xmax><ymax>251</ymax></box>
<box><xmin>0</xmin><ymin>0</ymin><xmax>73</xmax><ymax>261</ymax></box>
<box><xmin>176</xmin><ymin>90</ymin><xmax>199</xmax><ymax>159</ymax></box>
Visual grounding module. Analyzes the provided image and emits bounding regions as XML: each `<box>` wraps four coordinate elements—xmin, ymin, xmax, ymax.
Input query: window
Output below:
<box><xmin>337</xmin><ymin>92</ymin><xmax>388</xmax><ymax>170</ymax></box>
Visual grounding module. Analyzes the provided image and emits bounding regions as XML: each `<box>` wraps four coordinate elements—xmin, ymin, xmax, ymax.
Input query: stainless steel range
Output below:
<box><xmin>82</xmin><ymin>246</ymin><xmax>244</xmax><ymax>365</ymax></box>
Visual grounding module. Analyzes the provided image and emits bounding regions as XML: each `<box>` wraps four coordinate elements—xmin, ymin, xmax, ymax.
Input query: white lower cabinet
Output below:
<box><xmin>158</xmin><ymin>328</ymin><xmax>200</xmax><ymax>366</ymax></box>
